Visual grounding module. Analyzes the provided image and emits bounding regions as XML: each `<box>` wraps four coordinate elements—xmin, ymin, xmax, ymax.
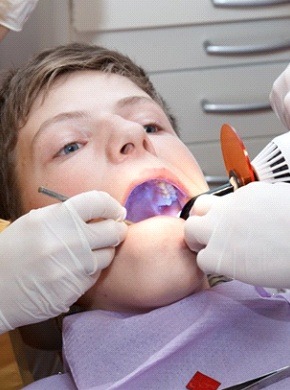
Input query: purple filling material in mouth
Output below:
<box><xmin>124</xmin><ymin>179</ymin><xmax>187</xmax><ymax>223</ymax></box>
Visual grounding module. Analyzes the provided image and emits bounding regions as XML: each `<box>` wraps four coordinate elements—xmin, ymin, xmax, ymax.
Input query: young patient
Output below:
<box><xmin>1</xmin><ymin>43</ymin><xmax>290</xmax><ymax>390</ymax></box>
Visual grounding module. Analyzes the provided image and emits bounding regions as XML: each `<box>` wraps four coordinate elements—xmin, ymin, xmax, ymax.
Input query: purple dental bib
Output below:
<box><xmin>24</xmin><ymin>281</ymin><xmax>290</xmax><ymax>389</ymax></box>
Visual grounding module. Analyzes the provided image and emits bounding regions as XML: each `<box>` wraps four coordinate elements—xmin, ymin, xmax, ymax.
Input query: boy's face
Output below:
<box><xmin>16</xmin><ymin>70</ymin><xmax>210</xmax><ymax>312</ymax></box>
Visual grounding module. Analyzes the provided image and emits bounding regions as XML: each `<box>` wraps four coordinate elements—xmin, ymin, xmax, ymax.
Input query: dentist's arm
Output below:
<box><xmin>0</xmin><ymin>25</ymin><xmax>8</xmax><ymax>41</ymax></box>
<box><xmin>184</xmin><ymin>182</ymin><xmax>290</xmax><ymax>288</ymax></box>
<box><xmin>0</xmin><ymin>191</ymin><xmax>127</xmax><ymax>334</ymax></box>
<box><xmin>270</xmin><ymin>63</ymin><xmax>290</xmax><ymax>129</ymax></box>
<box><xmin>0</xmin><ymin>0</ymin><xmax>39</xmax><ymax>33</ymax></box>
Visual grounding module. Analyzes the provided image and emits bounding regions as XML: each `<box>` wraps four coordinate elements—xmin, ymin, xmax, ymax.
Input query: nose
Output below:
<box><xmin>106</xmin><ymin>116</ymin><xmax>156</xmax><ymax>163</ymax></box>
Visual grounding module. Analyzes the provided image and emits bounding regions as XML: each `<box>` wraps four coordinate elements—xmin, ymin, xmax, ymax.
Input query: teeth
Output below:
<box><xmin>156</xmin><ymin>181</ymin><xmax>178</xmax><ymax>204</ymax></box>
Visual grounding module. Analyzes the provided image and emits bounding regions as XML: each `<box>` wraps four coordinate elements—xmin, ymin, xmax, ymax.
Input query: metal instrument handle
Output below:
<box><xmin>223</xmin><ymin>365</ymin><xmax>290</xmax><ymax>389</ymax></box>
<box><xmin>211</xmin><ymin>0</ymin><xmax>290</xmax><ymax>7</ymax></box>
<box><xmin>179</xmin><ymin>182</ymin><xmax>233</xmax><ymax>220</ymax></box>
<box><xmin>205</xmin><ymin>175</ymin><xmax>229</xmax><ymax>186</ymax></box>
<box><xmin>201</xmin><ymin>100</ymin><xmax>271</xmax><ymax>114</ymax></box>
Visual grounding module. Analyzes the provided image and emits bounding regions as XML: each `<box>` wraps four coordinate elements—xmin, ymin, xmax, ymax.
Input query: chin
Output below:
<box><xmin>142</xmin><ymin>252</ymin><xmax>209</xmax><ymax>309</ymax></box>
<box><xmin>79</xmin><ymin>216</ymin><xmax>209</xmax><ymax>313</ymax></box>
<box><xmin>140</xmin><ymin>275</ymin><xmax>209</xmax><ymax>311</ymax></box>
<box><xmin>114</xmin><ymin>217</ymin><xmax>209</xmax><ymax>310</ymax></box>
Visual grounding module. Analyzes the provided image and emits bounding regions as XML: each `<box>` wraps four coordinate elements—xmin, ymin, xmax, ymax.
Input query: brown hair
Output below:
<box><xmin>0</xmin><ymin>43</ymin><xmax>177</xmax><ymax>220</ymax></box>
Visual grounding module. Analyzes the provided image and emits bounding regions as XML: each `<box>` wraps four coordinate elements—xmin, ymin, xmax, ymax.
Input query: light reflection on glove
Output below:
<box><xmin>270</xmin><ymin>62</ymin><xmax>290</xmax><ymax>129</ymax></box>
<box><xmin>184</xmin><ymin>182</ymin><xmax>290</xmax><ymax>289</ymax></box>
<box><xmin>0</xmin><ymin>191</ymin><xmax>127</xmax><ymax>334</ymax></box>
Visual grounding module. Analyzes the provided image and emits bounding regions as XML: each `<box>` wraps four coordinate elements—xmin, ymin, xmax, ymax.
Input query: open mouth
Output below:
<box><xmin>124</xmin><ymin>179</ymin><xmax>187</xmax><ymax>223</ymax></box>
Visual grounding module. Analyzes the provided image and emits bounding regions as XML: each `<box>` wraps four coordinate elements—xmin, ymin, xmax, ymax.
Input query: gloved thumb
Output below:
<box><xmin>184</xmin><ymin>195</ymin><xmax>222</xmax><ymax>253</ymax></box>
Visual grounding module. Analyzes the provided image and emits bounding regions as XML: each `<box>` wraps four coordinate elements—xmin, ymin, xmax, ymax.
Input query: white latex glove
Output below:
<box><xmin>270</xmin><ymin>62</ymin><xmax>290</xmax><ymax>129</ymax></box>
<box><xmin>0</xmin><ymin>0</ymin><xmax>39</xmax><ymax>31</ymax></box>
<box><xmin>184</xmin><ymin>182</ymin><xmax>290</xmax><ymax>288</ymax></box>
<box><xmin>0</xmin><ymin>191</ymin><xmax>127</xmax><ymax>334</ymax></box>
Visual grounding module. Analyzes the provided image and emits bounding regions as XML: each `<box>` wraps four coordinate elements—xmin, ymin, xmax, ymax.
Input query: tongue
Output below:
<box><xmin>125</xmin><ymin>180</ymin><xmax>181</xmax><ymax>223</ymax></box>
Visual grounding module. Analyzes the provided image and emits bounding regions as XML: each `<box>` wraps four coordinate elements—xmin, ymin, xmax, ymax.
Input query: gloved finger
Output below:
<box><xmin>84</xmin><ymin>219</ymin><xmax>128</xmax><ymax>249</ymax></box>
<box><xmin>190</xmin><ymin>194</ymin><xmax>220</xmax><ymax>216</ymax></box>
<box><xmin>196</xmin><ymin>247</ymin><xmax>219</xmax><ymax>275</ymax></box>
<box><xmin>184</xmin><ymin>215</ymin><xmax>210</xmax><ymax>253</ymax></box>
<box><xmin>90</xmin><ymin>247</ymin><xmax>116</xmax><ymax>274</ymax></box>
<box><xmin>64</xmin><ymin>191</ymin><xmax>127</xmax><ymax>222</ymax></box>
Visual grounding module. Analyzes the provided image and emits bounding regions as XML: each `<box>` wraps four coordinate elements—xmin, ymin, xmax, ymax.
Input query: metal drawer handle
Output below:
<box><xmin>201</xmin><ymin>100</ymin><xmax>271</xmax><ymax>114</ymax></box>
<box><xmin>212</xmin><ymin>0</ymin><xmax>290</xmax><ymax>7</ymax></box>
<box><xmin>204</xmin><ymin>39</ymin><xmax>290</xmax><ymax>55</ymax></box>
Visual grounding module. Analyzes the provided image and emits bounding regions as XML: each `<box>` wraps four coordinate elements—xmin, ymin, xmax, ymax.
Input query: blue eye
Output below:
<box><xmin>144</xmin><ymin>124</ymin><xmax>159</xmax><ymax>134</ymax></box>
<box><xmin>62</xmin><ymin>142</ymin><xmax>81</xmax><ymax>155</ymax></box>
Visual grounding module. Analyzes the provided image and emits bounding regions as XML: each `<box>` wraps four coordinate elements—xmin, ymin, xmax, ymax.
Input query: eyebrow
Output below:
<box><xmin>32</xmin><ymin>111</ymin><xmax>91</xmax><ymax>146</ymax></box>
<box><xmin>33</xmin><ymin>95</ymin><xmax>160</xmax><ymax>145</ymax></box>
<box><xmin>116</xmin><ymin>95</ymin><xmax>159</xmax><ymax>110</ymax></box>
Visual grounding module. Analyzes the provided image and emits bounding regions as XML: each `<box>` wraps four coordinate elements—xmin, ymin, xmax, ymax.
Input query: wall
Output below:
<box><xmin>0</xmin><ymin>0</ymin><xmax>70</xmax><ymax>70</ymax></box>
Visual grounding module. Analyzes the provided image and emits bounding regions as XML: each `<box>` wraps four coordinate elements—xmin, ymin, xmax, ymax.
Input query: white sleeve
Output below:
<box><xmin>0</xmin><ymin>0</ymin><xmax>39</xmax><ymax>32</ymax></box>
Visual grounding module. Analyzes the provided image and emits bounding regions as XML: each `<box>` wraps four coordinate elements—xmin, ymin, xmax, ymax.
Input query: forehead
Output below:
<box><xmin>34</xmin><ymin>70</ymin><xmax>152</xmax><ymax>113</ymax></box>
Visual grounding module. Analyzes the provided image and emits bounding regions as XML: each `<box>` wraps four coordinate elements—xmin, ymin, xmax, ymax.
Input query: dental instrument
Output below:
<box><xmin>38</xmin><ymin>186</ymin><xmax>133</xmax><ymax>225</ymax></box>
<box><xmin>222</xmin><ymin>364</ymin><xmax>290</xmax><ymax>389</ymax></box>
<box><xmin>180</xmin><ymin>124</ymin><xmax>290</xmax><ymax>219</ymax></box>
<box><xmin>38</xmin><ymin>186</ymin><xmax>69</xmax><ymax>202</ymax></box>
<box><xmin>189</xmin><ymin>364</ymin><xmax>290</xmax><ymax>389</ymax></box>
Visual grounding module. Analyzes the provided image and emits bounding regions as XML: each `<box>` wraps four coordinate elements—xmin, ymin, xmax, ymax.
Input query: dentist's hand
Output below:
<box><xmin>270</xmin><ymin>63</ymin><xmax>290</xmax><ymax>129</ymax></box>
<box><xmin>0</xmin><ymin>191</ymin><xmax>127</xmax><ymax>334</ymax></box>
<box><xmin>184</xmin><ymin>182</ymin><xmax>290</xmax><ymax>288</ymax></box>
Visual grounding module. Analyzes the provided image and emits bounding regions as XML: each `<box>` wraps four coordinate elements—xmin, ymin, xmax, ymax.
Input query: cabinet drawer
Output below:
<box><xmin>150</xmin><ymin>62</ymin><xmax>289</xmax><ymax>143</ymax></box>
<box><xmin>72</xmin><ymin>0</ymin><xmax>290</xmax><ymax>32</ymax></box>
<box><xmin>76</xmin><ymin>18</ymin><xmax>290</xmax><ymax>72</ymax></box>
<box><xmin>188</xmin><ymin>135</ymin><xmax>281</xmax><ymax>178</ymax></box>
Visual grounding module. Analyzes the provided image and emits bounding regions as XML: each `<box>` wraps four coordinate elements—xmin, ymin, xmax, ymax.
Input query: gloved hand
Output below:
<box><xmin>270</xmin><ymin>62</ymin><xmax>290</xmax><ymax>129</ymax></box>
<box><xmin>184</xmin><ymin>182</ymin><xmax>290</xmax><ymax>288</ymax></box>
<box><xmin>0</xmin><ymin>191</ymin><xmax>127</xmax><ymax>334</ymax></box>
<box><xmin>0</xmin><ymin>0</ymin><xmax>39</xmax><ymax>31</ymax></box>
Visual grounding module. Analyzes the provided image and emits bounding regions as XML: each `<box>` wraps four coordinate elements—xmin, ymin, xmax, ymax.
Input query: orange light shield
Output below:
<box><xmin>220</xmin><ymin>124</ymin><xmax>256</xmax><ymax>187</ymax></box>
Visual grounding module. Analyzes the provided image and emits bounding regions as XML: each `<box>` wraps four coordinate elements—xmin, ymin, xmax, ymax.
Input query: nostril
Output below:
<box><xmin>120</xmin><ymin>143</ymin><xmax>134</xmax><ymax>154</ymax></box>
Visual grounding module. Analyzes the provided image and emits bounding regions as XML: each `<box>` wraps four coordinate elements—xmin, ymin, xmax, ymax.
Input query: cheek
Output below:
<box><xmin>154</xmin><ymin>137</ymin><xmax>203</xmax><ymax>174</ymax></box>
<box><xmin>16</xmin><ymin>143</ymin><xmax>108</xmax><ymax>212</ymax></box>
